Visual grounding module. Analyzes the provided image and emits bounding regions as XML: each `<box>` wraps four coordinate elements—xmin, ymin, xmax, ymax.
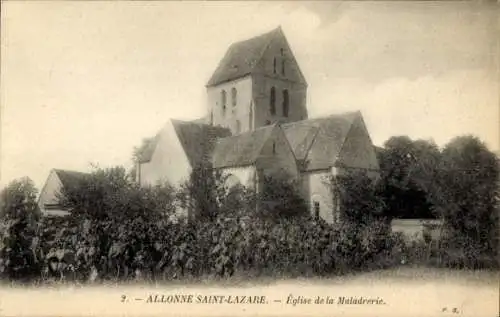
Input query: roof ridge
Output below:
<box><xmin>206</xmin><ymin>27</ymin><xmax>285</xmax><ymax>87</ymax></box>
<box><xmin>231</xmin><ymin>26</ymin><xmax>281</xmax><ymax>46</ymax></box>
<box><xmin>53</xmin><ymin>168</ymin><xmax>88</xmax><ymax>175</ymax></box>
<box><xmin>253</xmin><ymin>123</ymin><xmax>280</xmax><ymax>159</ymax></box>
<box><xmin>211</xmin><ymin>124</ymin><xmax>280</xmax><ymax>168</ymax></box>
<box><xmin>299</xmin><ymin>127</ymin><xmax>321</xmax><ymax>166</ymax></box>
<box><xmin>282</xmin><ymin>110</ymin><xmax>361</xmax><ymax>127</ymax></box>
<box><xmin>217</xmin><ymin>124</ymin><xmax>274</xmax><ymax>142</ymax></box>
<box><xmin>333</xmin><ymin>118</ymin><xmax>356</xmax><ymax>164</ymax></box>
<box><xmin>251</xmin><ymin>27</ymin><xmax>281</xmax><ymax>72</ymax></box>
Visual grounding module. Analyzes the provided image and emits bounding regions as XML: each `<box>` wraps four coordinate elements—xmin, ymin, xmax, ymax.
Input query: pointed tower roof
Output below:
<box><xmin>206</xmin><ymin>27</ymin><xmax>304</xmax><ymax>87</ymax></box>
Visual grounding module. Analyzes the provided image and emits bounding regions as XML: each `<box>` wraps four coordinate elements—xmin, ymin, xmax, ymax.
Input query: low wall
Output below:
<box><xmin>391</xmin><ymin>219</ymin><xmax>443</xmax><ymax>241</ymax></box>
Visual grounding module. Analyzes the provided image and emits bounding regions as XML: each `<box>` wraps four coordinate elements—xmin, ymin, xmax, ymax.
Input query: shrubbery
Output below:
<box><xmin>0</xmin><ymin>166</ymin><xmax>396</xmax><ymax>283</ymax></box>
<box><xmin>378</xmin><ymin>135</ymin><xmax>499</xmax><ymax>269</ymax></box>
<box><xmin>0</xmin><ymin>177</ymin><xmax>41</xmax><ymax>282</ymax></box>
<box><xmin>1</xmin><ymin>134</ymin><xmax>498</xmax><ymax>283</ymax></box>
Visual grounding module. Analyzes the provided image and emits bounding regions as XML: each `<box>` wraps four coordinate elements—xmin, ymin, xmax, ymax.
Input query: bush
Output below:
<box><xmin>325</xmin><ymin>170</ymin><xmax>392</xmax><ymax>270</ymax></box>
<box><xmin>4</xmin><ymin>133</ymin><xmax>499</xmax><ymax>284</ymax></box>
<box><xmin>430</xmin><ymin>136</ymin><xmax>499</xmax><ymax>268</ymax></box>
<box><xmin>0</xmin><ymin>177</ymin><xmax>41</xmax><ymax>281</ymax></box>
<box><xmin>255</xmin><ymin>173</ymin><xmax>309</xmax><ymax>221</ymax></box>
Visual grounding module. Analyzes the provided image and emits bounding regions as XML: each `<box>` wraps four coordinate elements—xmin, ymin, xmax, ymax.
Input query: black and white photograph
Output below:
<box><xmin>0</xmin><ymin>1</ymin><xmax>498</xmax><ymax>316</ymax></box>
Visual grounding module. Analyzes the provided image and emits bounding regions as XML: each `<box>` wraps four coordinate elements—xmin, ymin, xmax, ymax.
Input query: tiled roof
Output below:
<box><xmin>189</xmin><ymin>117</ymin><xmax>207</xmax><ymax>124</ymax></box>
<box><xmin>138</xmin><ymin>120</ymin><xmax>231</xmax><ymax>165</ymax></box>
<box><xmin>282</xmin><ymin>111</ymin><xmax>360</xmax><ymax>171</ymax></box>
<box><xmin>138</xmin><ymin>111</ymin><xmax>377</xmax><ymax>173</ymax></box>
<box><xmin>281</xmin><ymin>122</ymin><xmax>319</xmax><ymax>162</ymax></box>
<box><xmin>172</xmin><ymin>120</ymin><xmax>232</xmax><ymax>168</ymax></box>
<box><xmin>206</xmin><ymin>28</ymin><xmax>281</xmax><ymax>87</ymax></box>
<box><xmin>211</xmin><ymin>124</ymin><xmax>277</xmax><ymax>168</ymax></box>
<box><xmin>53</xmin><ymin>169</ymin><xmax>89</xmax><ymax>190</ymax></box>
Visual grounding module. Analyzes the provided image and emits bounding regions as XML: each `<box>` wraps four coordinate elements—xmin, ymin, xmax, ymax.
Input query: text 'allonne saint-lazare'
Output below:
<box><xmin>131</xmin><ymin>294</ymin><xmax>386</xmax><ymax>305</ymax></box>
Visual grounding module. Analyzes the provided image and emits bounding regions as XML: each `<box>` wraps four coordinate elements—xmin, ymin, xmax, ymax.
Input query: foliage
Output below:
<box><xmin>330</xmin><ymin>170</ymin><xmax>386</xmax><ymax>224</ymax></box>
<box><xmin>0</xmin><ymin>177</ymin><xmax>41</xmax><ymax>281</ymax></box>
<box><xmin>2</xmin><ymin>133</ymin><xmax>499</xmax><ymax>283</ymax></box>
<box><xmin>256</xmin><ymin>173</ymin><xmax>308</xmax><ymax>221</ymax></box>
<box><xmin>52</xmin><ymin>166</ymin><xmax>177</xmax><ymax>281</ymax></box>
<box><xmin>430</xmin><ymin>136</ymin><xmax>499</xmax><ymax>267</ymax></box>
<box><xmin>132</xmin><ymin>136</ymin><xmax>158</xmax><ymax>164</ymax></box>
<box><xmin>326</xmin><ymin>170</ymin><xmax>392</xmax><ymax>271</ymax></box>
<box><xmin>378</xmin><ymin>137</ymin><xmax>441</xmax><ymax>219</ymax></box>
<box><xmin>177</xmin><ymin>166</ymin><xmax>229</xmax><ymax>222</ymax></box>
<box><xmin>0</xmin><ymin>177</ymin><xmax>40</xmax><ymax>221</ymax></box>
<box><xmin>129</xmin><ymin>136</ymin><xmax>161</xmax><ymax>183</ymax></box>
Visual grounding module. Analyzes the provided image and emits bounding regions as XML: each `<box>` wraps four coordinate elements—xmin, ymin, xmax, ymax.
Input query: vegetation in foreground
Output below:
<box><xmin>0</xmin><ymin>135</ymin><xmax>498</xmax><ymax>284</ymax></box>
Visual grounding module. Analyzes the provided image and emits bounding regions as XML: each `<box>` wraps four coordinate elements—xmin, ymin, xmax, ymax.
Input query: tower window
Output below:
<box><xmin>210</xmin><ymin>111</ymin><xmax>213</xmax><ymax>125</ymax></box>
<box><xmin>272</xmin><ymin>142</ymin><xmax>276</xmax><ymax>155</ymax></box>
<box><xmin>249</xmin><ymin>104</ymin><xmax>253</xmax><ymax>131</ymax></box>
<box><xmin>221</xmin><ymin>90</ymin><xmax>227</xmax><ymax>117</ymax></box>
<box><xmin>270</xmin><ymin>87</ymin><xmax>276</xmax><ymax>115</ymax></box>
<box><xmin>281</xmin><ymin>48</ymin><xmax>285</xmax><ymax>75</ymax></box>
<box><xmin>273</xmin><ymin>58</ymin><xmax>277</xmax><ymax>74</ymax></box>
<box><xmin>282</xmin><ymin>89</ymin><xmax>289</xmax><ymax>117</ymax></box>
<box><xmin>313</xmin><ymin>201</ymin><xmax>320</xmax><ymax>219</ymax></box>
<box><xmin>231</xmin><ymin>87</ymin><xmax>237</xmax><ymax>106</ymax></box>
<box><xmin>221</xmin><ymin>90</ymin><xmax>227</xmax><ymax>107</ymax></box>
<box><xmin>235</xmin><ymin>120</ymin><xmax>241</xmax><ymax>134</ymax></box>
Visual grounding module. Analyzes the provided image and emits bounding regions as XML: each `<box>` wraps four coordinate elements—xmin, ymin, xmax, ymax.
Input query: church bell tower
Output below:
<box><xmin>205</xmin><ymin>26</ymin><xmax>308</xmax><ymax>135</ymax></box>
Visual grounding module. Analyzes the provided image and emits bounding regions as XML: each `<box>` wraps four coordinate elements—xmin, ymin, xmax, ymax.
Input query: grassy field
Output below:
<box><xmin>0</xmin><ymin>267</ymin><xmax>498</xmax><ymax>317</ymax></box>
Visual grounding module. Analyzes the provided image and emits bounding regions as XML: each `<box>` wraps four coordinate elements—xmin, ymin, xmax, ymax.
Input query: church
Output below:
<box><xmin>136</xmin><ymin>27</ymin><xmax>380</xmax><ymax>223</ymax></box>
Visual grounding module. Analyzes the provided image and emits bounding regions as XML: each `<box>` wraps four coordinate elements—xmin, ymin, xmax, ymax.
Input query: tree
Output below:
<box><xmin>431</xmin><ymin>135</ymin><xmax>499</xmax><ymax>265</ymax></box>
<box><xmin>177</xmin><ymin>166</ymin><xmax>228</xmax><ymax>222</ymax></box>
<box><xmin>330</xmin><ymin>170</ymin><xmax>386</xmax><ymax>225</ymax></box>
<box><xmin>55</xmin><ymin>166</ymin><xmax>177</xmax><ymax>280</ymax></box>
<box><xmin>0</xmin><ymin>177</ymin><xmax>41</xmax><ymax>280</ymax></box>
<box><xmin>132</xmin><ymin>136</ymin><xmax>158</xmax><ymax>164</ymax></box>
<box><xmin>256</xmin><ymin>172</ymin><xmax>308</xmax><ymax>221</ymax></box>
<box><xmin>379</xmin><ymin>136</ymin><xmax>441</xmax><ymax>219</ymax></box>
<box><xmin>129</xmin><ymin>136</ymin><xmax>159</xmax><ymax>183</ymax></box>
<box><xmin>328</xmin><ymin>170</ymin><xmax>390</xmax><ymax>268</ymax></box>
<box><xmin>0</xmin><ymin>177</ymin><xmax>40</xmax><ymax>221</ymax></box>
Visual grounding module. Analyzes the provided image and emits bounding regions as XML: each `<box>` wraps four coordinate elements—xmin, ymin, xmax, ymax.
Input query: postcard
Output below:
<box><xmin>0</xmin><ymin>1</ymin><xmax>498</xmax><ymax>317</ymax></box>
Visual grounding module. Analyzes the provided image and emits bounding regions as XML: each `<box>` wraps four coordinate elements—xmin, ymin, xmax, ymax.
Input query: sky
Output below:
<box><xmin>1</xmin><ymin>1</ymin><xmax>499</xmax><ymax>191</ymax></box>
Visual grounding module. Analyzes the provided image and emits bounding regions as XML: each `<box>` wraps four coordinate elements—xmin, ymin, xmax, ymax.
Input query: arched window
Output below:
<box><xmin>249</xmin><ymin>104</ymin><xmax>253</xmax><ymax>131</ymax></box>
<box><xmin>270</xmin><ymin>87</ymin><xmax>276</xmax><ymax>115</ymax></box>
<box><xmin>235</xmin><ymin>120</ymin><xmax>241</xmax><ymax>134</ymax></box>
<box><xmin>221</xmin><ymin>90</ymin><xmax>227</xmax><ymax>106</ymax></box>
<box><xmin>282</xmin><ymin>89</ymin><xmax>289</xmax><ymax>117</ymax></box>
<box><xmin>281</xmin><ymin>48</ymin><xmax>285</xmax><ymax>75</ymax></box>
<box><xmin>273</xmin><ymin>58</ymin><xmax>277</xmax><ymax>74</ymax></box>
<box><xmin>209</xmin><ymin>111</ymin><xmax>213</xmax><ymax>125</ymax></box>
<box><xmin>272</xmin><ymin>142</ymin><xmax>276</xmax><ymax>155</ymax></box>
<box><xmin>231</xmin><ymin>87</ymin><xmax>237</xmax><ymax>106</ymax></box>
<box><xmin>221</xmin><ymin>90</ymin><xmax>227</xmax><ymax>117</ymax></box>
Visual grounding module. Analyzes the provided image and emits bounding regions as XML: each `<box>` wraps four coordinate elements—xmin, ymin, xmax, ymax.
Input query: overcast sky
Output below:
<box><xmin>1</xmin><ymin>1</ymin><xmax>499</xmax><ymax>190</ymax></box>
